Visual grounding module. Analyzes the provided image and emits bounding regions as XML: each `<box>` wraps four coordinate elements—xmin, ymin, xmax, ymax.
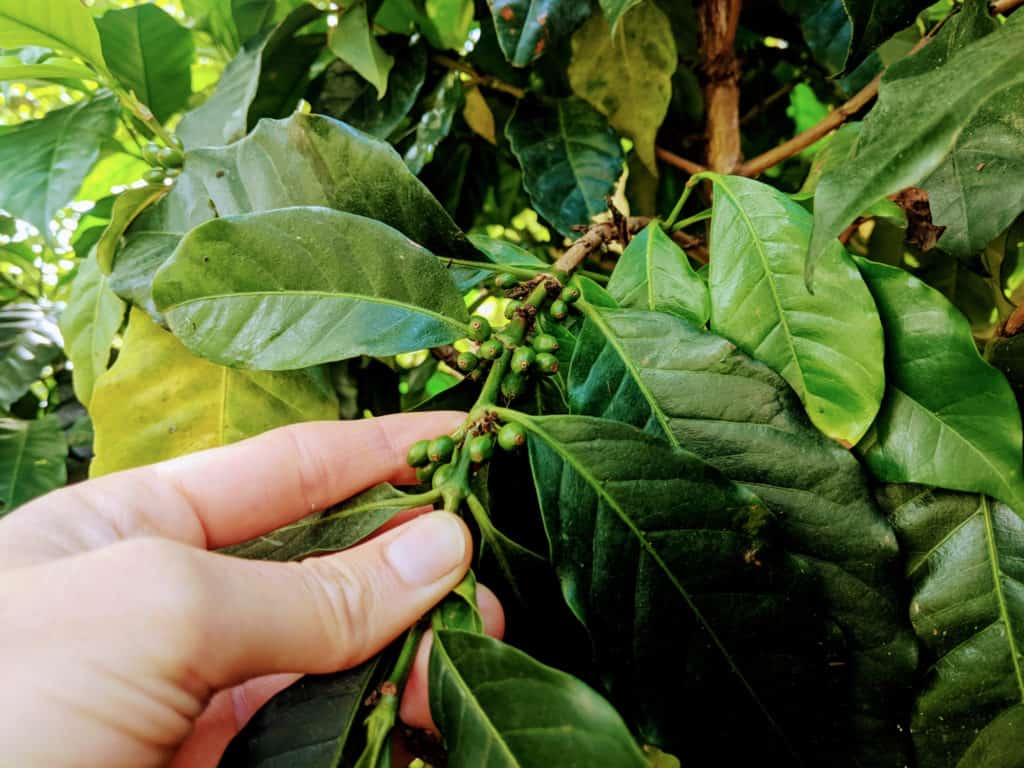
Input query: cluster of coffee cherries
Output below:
<box><xmin>141</xmin><ymin>136</ymin><xmax>185</xmax><ymax>184</ymax></box>
<box><xmin>405</xmin><ymin>421</ymin><xmax>527</xmax><ymax>486</ymax></box>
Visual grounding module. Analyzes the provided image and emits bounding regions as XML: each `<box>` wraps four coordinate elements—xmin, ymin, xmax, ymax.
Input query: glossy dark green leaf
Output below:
<box><xmin>489</xmin><ymin>0</ymin><xmax>590</xmax><ymax>66</ymax></box>
<box><xmin>779</xmin><ymin>0</ymin><xmax>850</xmax><ymax>74</ymax></box>
<box><xmin>432</xmin><ymin>570</ymin><xmax>485</xmax><ymax>633</ymax></box>
<box><xmin>566</xmin><ymin>307</ymin><xmax>916</xmax><ymax>764</ymax></box>
<box><xmin>219</xmin><ymin>659</ymin><xmax>381</xmax><ymax>768</ymax></box>
<box><xmin>856</xmin><ymin>258</ymin><xmax>1024</xmax><ymax>512</ymax></box>
<box><xmin>877</xmin><ymin>485</ymin><xmax>1024</xmax><ymax>768</ymax></box>
<box><xmin>0</xmin><ymin>415</ymin><xmax>68</xmax><ymax>515</ymax></box>
<box><xmin>0</xmin><ymin>93</ymin><xmax>119</xmax><ymax>236</ymax></box>
<box><xmin>704</xmin><ymin>173</ymin><xmax>884</xmax><ymax>446</ymax></box>
<box><xmin>841</xmin><ymin>0</ymin><xmax>933</xmax><ymax>71</ymax></box>
<box><xmin>111</xmin><ymin>111</ymin><xmax>477</xmax><ymax>320</ymax></box>
<box><xmin>430</xmin><ymin>629</ymin><xmax>648</xmax><ymax>767</ymax></box>
<box><xmin>330</xmin><ymin>1</ymin><xmax>393</xmax><ymax>98</ymax></box>
<box><xmin>153</xmin><ymin>206</ymin><xmax>469</xmax><ymax>369</ymax></box>
<box><xmin>606</xmin><ymin>223</ymin><xmax>708</xmax><ymax>326</ymax></box>
<box><xmin>0</xmin><ymin>303</ymin><xmax>62</xmax><ymax>410</ymax></box>
<box><xmin>404</xmin><ymin>72</ymin><xmax>462</xmax><ymax>174</ymax></box>
<box><xmin>96</xmin><ymin>4</ymin><xmax>194</xmax><ymax>122</ymax></box>
<box><xmin>314</xmin><ymin>42</ymin><xmax>427</xmax><ymax>139</ymax></box>
<box><xmin>447</xmin><ymin>234</ymin><xmax>544</xmax><ymax>291</ymax></box>
<box><xmin>176</xmin><ymin>3</ymin><xmax>322</xmax><ymax>149</ymax></box>
<box><xmin>223</xmin><ymin>483</ymin><xmax>427</xmax><ymax>561</ymax></box>
<box><xmin>506</xmin><ymin>98</ymin><xmax>624</xmax><ymax>238</ymax></box>
<box><xmin>810</xmin><ymin>15</ymin><xmax>1024</xmax><ymax>272</ymax></box>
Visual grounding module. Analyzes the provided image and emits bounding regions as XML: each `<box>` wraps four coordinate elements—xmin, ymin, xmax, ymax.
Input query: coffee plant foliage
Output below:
<box><xmin>2</xmin><ymin>0</ymin><xmax>1024</xmax><ymax>765</ymax></box>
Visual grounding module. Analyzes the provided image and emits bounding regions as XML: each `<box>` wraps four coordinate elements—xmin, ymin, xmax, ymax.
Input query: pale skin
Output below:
<box><xmin>0</xmin><ymin>412</ymin><xmax>504</xmax><ymax>767</ymax></box>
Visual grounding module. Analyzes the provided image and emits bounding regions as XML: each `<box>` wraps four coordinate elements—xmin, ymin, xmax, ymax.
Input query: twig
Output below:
<box><xmin>991</xmin><ymin>0</ymin><xmax>1024</xmax><ymax>15</ymax></box>
<box><xmin>431</xmin><ymin>55</ymin><xmax>527</xmax><ymax>99</ymax></box>
<box><xmin>698</xmin><ymin>0</ymin><xmax>744</xmax><ymax>173</ymax></box>
<box><xmin>655</xmin><ymin>146</ymin><xmax>708</xmax><ymax>175</ymax></box>
<box><xmin>740</xmin><ymin>82</ymin><xmax>795</xmax><ymax>126</ymax></box>
<box><xmin>739</xmin><ymin>9</ymin><xmax>957</xmax><ymax>177</ymax></box>
<box><xmin>553</xmin><ymin>217</ymin><xmax>707</xmax><ymax>275</ymax></box>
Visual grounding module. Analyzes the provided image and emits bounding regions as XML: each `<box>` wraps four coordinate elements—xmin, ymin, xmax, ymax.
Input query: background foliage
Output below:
<box><xmin>2</xmin><ymin>0</ymin><xmax>1024</xmax><ymax>766</ymax></box>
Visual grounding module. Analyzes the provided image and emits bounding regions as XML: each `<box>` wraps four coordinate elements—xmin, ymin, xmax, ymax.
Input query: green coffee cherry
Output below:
<box><xmin>416</xmin><ymin>463</ymin><xmax>437</xmax><ymax>483</ymax></box>
<box><xmin>560</xmin><ymin>286</ymin><xmax>581</xmax><ymax>304</ymax></box>
<box><xmin>469</xmin><ymin>368</ymin><xmax>485</xmax><ymax>383</ymax></box>
<box><xmin>549</xmin><ymin>299</ymin><xmax>569</xmax><ymax>321</ymax></box>
<box><xmin>143</xmin><ymin>168</ymin><xmax>166</xmax><ymax>184</ymax></box>
<box><xmin>456</xmin><ymin>350</ymin><xmax>479</xmax><ymax>372</ymax></box>
<box><xmin>532</xmin><ymin>334</ymin><xmax>559</xmax><ymax>354</ymax></box>
<box><xmin>165</xmin><ymin>167</ymin><xmax>182</xmax><ymax>179</ymax></box>
<box><xmin>511</xmin><ymin>346</ymin><xmax>536</xmax><ymax>373</ymax></box>
<box><xmin>501</xmin><ymin>372</ymin><xmax>527</xmax><ymax>400</ymax></box>
<box><xmin>468</xmin><ymin>434</ymin><xmax>495</xmax><ymax>463</ymax></box>
<box><xmin>536</xmin><ymin>352</ymin><xmax>559</xmax><ymax>375</ymax></box>
<box><xmin>428</xmin><ymin>435</ymin><xmax>455</xmax><ymax>463</ymax></box>
<box><xmin>406</xmin><ymin>439</ymin><xmax>430</xmax><ymax>468</ymax></box>
<box><xmin>495</xmin><ymin>273</ymin><xmax>518</xmax><ymax>290</ymax></box>
<box><xmin>157</xmin><ymin>146</ymin><xmax>184</xmax><ymax>169</ymax></box>
<box><xmin>479</xmin><ymin>339</ymin><xmax>504</xmax><ymax>360</ymax></box>
<box><xmin>432</xmin><ymin>464</ymin><xmax>454</xmax><ymax>489</ymax></box>
<box><xmin>498</xmin><ymin>422</ymin><xmax>527</xmax><ymax>451</ymax></box>
<box><xmin>142</xmin><ymin>142</ymin><xmax>162</xmax><ymax>165</ymax></box>
<box><xmin>170</xmin><ymin>135</ymin><xmax>184</xmax><ymax>151</ymax></box>
<box><xmin>468</xmin><ymin>315</ymin><xmax>492</xmax><ymax>342</ymax></box>
<box><xmin>504</xmin><ymin>299</ymin><xmax>522</xmax><ymax>320</ymax></box>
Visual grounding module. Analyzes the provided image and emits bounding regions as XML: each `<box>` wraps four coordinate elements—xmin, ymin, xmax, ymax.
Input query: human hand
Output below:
<box><xmin>0</xmin><ymin>412</ymin><xmax>504</xmax><ymax>768</ymax></box>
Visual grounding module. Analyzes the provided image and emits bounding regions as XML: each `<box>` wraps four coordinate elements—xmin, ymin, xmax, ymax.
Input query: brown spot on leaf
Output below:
<box><xmin>977</xmin><ymin>162</ymin><xmax>987</xmax><ymax>172</ymax></box>
<box><xmin>534</xmin><ymin>37</ymin><xmax>545</xmax><ymax>56</ymax></box>
<box><xmin>500</xmin><ymin>6</ymin><xmax>514</xmax><ymax>20</ymax></box>
<box><xmin>889</xmin><ymin>187</ymin><xmax>945</xmax><ymax>252</ymax></box>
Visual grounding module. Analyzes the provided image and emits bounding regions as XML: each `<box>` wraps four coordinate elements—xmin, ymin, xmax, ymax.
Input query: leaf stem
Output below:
<box><xmin>665</xmin><ymin>183</ymin><xmax>698</xmax><ymax>228</ymax></box>
<box><xmin>114</xmin><ymin>87</ymin><xmax>179</xmax><ymax>148</ymax></box>
<box><xmin>672</xmin><ymin>209</ymin><xmax>712</xmax><ymax>230</ymax></box>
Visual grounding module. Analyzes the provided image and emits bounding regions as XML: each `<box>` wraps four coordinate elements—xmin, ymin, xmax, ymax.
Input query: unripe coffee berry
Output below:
<box><xmin>532</xmin><ymin>334</ymin><xmax>559</xmax><ymax>354</ymax></box>
<box><xmin>549</xmin><ymin>299</ymin><xmax>569</xmax><ymax>321</ymax></box>
<box><xmin>456</xmin><ymin>351</ymin><xmax>479</xmax><ymax>372</ymax></box>
<box><xmin>406</xmin><ymin>439</ymin><xmax>430</xmax><ymax>467</ymax></box>
<box><xmin>560</xmin><ymin>286</ymin><xmax>581</xmax><ymax>303</ymax></box>
<box><xmin>143</xmin><ymin>168</ymin><xmax>166</xmax><ymax>184</ymax></box>
<box><xmin>495</xmin><ymin>273</ymin><xmax>518</xmax><ymax>290</ymax></box>
<box><xmin>504</xmin><ymin>299</ymin><xmax>522</xmax><ymax>320</ymax></box>
<box><xmin>479</xmin><ymin>339</ymin><xmax>504</xmax><ymax>360</ymax></box>
<box><xmin>428</xmin><ymin>435</ymin><xmax>455</xmax><ymax>463</ymax></box>
<box><xmin>165</xmin><ymin>167</ymin><xmax>181</xmax><ymax>179</ymax></box>
<box><xmin>501</xmin><ymin>372</ymin><xmax>527</xmax><ymax>400</ymax></box>
<box><xmin>416</xmin><ymin>463</ymin><xmax>437</xmax><ymax>482</ymax></box>
<box><xmin>498</xmin><ymin>422</ymin><xmax>527</xmax><ymax>450</ymax></box>
<box><xmin>468</xmin><ymin>434</ymin><xmax>495</xmax><ymax>462</ymax></box>
<box><xmin>536</xmin><ymin>352</ymin><xmax>559</xmax><ymax>375</ymax></box>
<box><xmin>432</xmin><ymin>464</ymin><xmax>454</xmax><ymax>489</ymax></box>
<box><xmin>468</xmin><ymin>315</ymin><xmax>491</xmax><ymax>341</ymax></box>
<box><xmin>170</xmin><ymin>135</ymin><xmax>184</xmax><ymax>151</ymax></box>
<box><xmin>157</xmin><ymin>146</ymin><xmax>184</xmax><ymax>168</ymax></box>
<box><xmin>511</xmin><ymin>346</ymin><xmax>536</xmax><ymax>372</ymax></box>
<box><xmin>142</xmin><ymin>142</ymin><xmax>162</xmax><ymax>165</ymax></box>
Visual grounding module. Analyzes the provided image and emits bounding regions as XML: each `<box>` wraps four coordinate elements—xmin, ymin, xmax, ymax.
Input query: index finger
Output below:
<box><xmin>0</xmin><ymin>412</ymin><xmax>464</xmax><ymax>566</ymax></box>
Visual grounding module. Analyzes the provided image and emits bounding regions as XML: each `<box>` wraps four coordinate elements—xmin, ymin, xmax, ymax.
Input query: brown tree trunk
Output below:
<box><xmin>699</xmin><ymin>0</ymin><xmax>743</xmax><ymax>173</ymax></box>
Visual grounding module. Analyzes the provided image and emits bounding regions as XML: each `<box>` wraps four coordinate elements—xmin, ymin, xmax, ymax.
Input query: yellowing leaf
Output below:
<box><xmin>462</xmin><ymin>86</ymin><xmax>496</xmax><ymax>145</ymax></box>
<box><xmin>568</xmin><ymin>2</ymin><xmax>676</xmax><ymax>175</ymax></box>
<box><xmin>90</xmin><ymin>308</ymin><xmax>338</xmax><ymax>476</ymax></box>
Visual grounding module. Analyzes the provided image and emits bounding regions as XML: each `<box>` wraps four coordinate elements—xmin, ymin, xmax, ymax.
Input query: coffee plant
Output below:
<box><xmin>2</xmin><ymin>0</ymin><xmax>1024</xmax><ymax>765</ymax></box>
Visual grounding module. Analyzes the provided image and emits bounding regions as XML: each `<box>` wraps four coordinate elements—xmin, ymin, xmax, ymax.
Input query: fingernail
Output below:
<box><xmin>386</xmin><ymin>513</ymin><xmax>467</xmax><ymax>586</ymax></box>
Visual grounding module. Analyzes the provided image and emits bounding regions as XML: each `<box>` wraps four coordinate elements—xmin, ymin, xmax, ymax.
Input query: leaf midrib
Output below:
<box><xmin>981</xmin><ymin>495</ymin><xmax>1024</xmax><ymax>702</ymax></box>
<box><xmin>519</xmin><ymin>414</ymin><xmax>791</xmax><ymax>750</ymax></box>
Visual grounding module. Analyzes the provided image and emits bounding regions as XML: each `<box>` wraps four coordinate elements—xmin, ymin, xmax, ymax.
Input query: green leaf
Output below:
<box><xmin>810</xmin><ymin>15</ymin><xmax>1024</xmax><ymax>272</ymax></box>
<box><xmin>606</xmin><ymin>223</ymin><xmax>708</xmax><ymax>325</ymax></box>
<box><xmin>89</xmin><ymin>308</ymin><xmax>338</xmax><ymax>476</ymax></box>
<box><xmin>506</xmin><ymin>98</ymin><xmax>624</xmax><ymax>238</ymax></box>
<box><xmin>855</xmin><ymin>257</ymin><xmax>1024</xmax><ymax>513</ymax></box>
<box><xmin>877</xmin><ymin>485</ymin><xmax>1024</xmax><ymax>768</ymax></box>
<box><xmin>0</xmin><ymin>303</ymin><xmax>62</xmax><ymax>410</ymax></box>
<box><xmin>423</xmin><ymin>0</ymin><xmax>475</xmax><ymax>50</ymax></box>
<box><xmin>315</xmin><ymin>42</ymin><xmax>427</xmax><ymax>139</ymax></box>
<box><xmin>0</xmin><ymin>415</ymin><xmax>67</xmax><ymax>515</ymax></box>
<box><xmin>176</xmin><ymin>3</ymin><xmax>323</xmax><ymax>150</ymax></box>
<box><xmin>223</xmin><ymin>483</ymin><xmax>429</xmax><ymax>561</ymax></box>
<box><xmin>95</xmin><ymin>4</ymin><xmax>194</xmax><ymax>123</ymax></box>
<box><xmin>404</xmin><ymin>71</ymin><xmax>463</xmax><ymax>175</ymax></box>
<box><xmin>599</xmin><ymin>0</ymin><xmax>641</xmax><ymax>31</ymax></box>
<box><xmin>0</xmin><ymin>93</ymin><xmax>119</xmax><ymax>236</ymax></box>
<box><xmin>841</xmin><ymin>0</ymin><xmax>933</xmax><ymax>71</ymax></box>
<box><xmin>0</xmin><ymin>56</ymin><xmax>96</xmax><ymax>83</ymax></box>
<box><xmin>96</xmin><ymin>184</ymin><xmax>169</xmax><ymax>275</ymax></box>
<box><xmin>779</xmin><ymin>0</ymin><xmax>850</xmax><ymax>74</ymax></box>
<box><xmin>110</xmin><ymin>111</ymin><xmax>477</xmax><ymax>321</ymax></box>
<box><xmin>567</xmin><ymin>2</ymin><xmax>675</xmax><ymax>176</ymax></box>
<box><xmin>219</xmin><ymin>659</ymin><xmax>382</xmax><ymax>768</ymax></box>
<box><xmin>447</xmin><ymin>234</ymin><xmax>544</xmax><ymax>291</ymax></box>
<box><xmin>330</xmin><ymin>1</ymin><xmax>394</xmax><ymax>98</ymax></box>
<box><xmin>153</xmin><ymin>207</ymin><xmax>469</xmax><ymax>369</ymax></box>
<box><xmin>566</xmin><ymin>307</ymin><xmax>917</xmax><ymax>764</ymax></box>
<box><xmin>59</xmin><ymin>255</ymin><xmax>125</xmax><ymax>407</ymax></box>
<box><xmin>0</xmin><ymin>0</ymin><xmax>109</xmax><ymax>76</ymax></box>
<box><xmin>432</xmin><ymin>570</ymin><xmax>485</xmax><ymax>633</ymax></box>
<box><xmin>704</xmin><ymin>173</ymin><xmax>884</xmax><ymax>446</ymax></box>
<box><xmin>430</xmin><ymin>629</ymin><xmax>648</xmax><ymax>768</ymax></box>
<box><xmin>489</xmin><ymin>0</ymin><xmax>590</xmax><ymax>66</ymax></box>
